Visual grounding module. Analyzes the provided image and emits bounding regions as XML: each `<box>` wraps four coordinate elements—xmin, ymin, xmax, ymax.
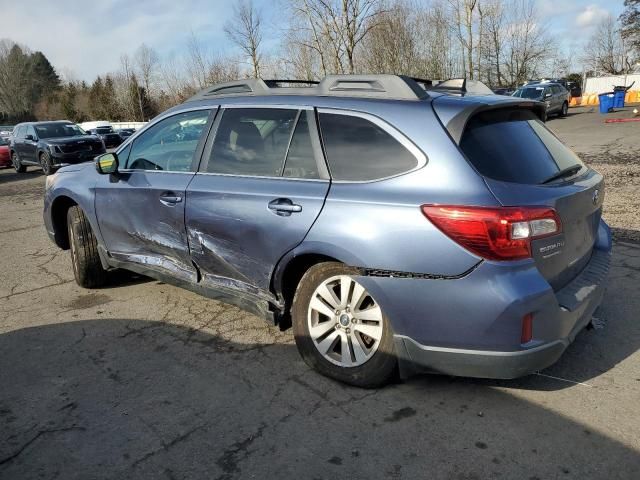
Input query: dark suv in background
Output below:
<box><xmin>10</xmin><ymin>121</ymin><xmax>105</xmax><ymax>175</ymax></box>
<box><xmin>86</xmin><ymin>126</ymin><xmax>123</xmax><ymax>149</ymax></box>
<box><xmin>512</xmin><ymin>82</ymin><xmax>570</xmax><ymax>119</ymax></box>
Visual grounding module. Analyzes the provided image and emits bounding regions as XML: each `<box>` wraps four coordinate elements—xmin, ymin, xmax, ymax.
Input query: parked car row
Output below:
<box><xmin>0</xmin><ymin>136</ymin><xmax>11</xmax><ymax>168</ymax></box>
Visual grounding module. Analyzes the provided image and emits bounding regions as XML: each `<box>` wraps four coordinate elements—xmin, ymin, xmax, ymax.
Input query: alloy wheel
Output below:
<box><xmin>307</xmin><ymin>275</ymin><xmax>383</xmax><ymax>367</ymax></box>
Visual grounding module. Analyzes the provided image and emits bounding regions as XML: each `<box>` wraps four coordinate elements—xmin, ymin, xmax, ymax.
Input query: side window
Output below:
<box><xmin>283</xmin><ymin>111</ymin><xmax>321</xmax><ymax>179</ymax></box>
<box><xmin>26</xmin><ymin>126</ymin><xmax>37</xmax><ymax>139</ymax></box>
<box><xmin>118</xmin><ymin>143</ymin><xmax>132</xmax><ymax>166</ymax></box>
<box><xmin>126</xmin><ymin>109</ymin><xmax>210</xmax><ymax>171</ymax></box>
<box><xmin>318</xmin><ymin>112</ymin><xmax>419</xmax><ymax>181</ymax></box>
<box><xmin>207</xmin><ymin>108</ymin><xmax>297</xmax><ymax>177</ymax></box>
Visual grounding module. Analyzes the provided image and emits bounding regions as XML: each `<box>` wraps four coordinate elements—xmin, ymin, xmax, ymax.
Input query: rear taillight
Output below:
<box><xmin>421</xmin><ymin>205</ymin><xmax>561</xmax><ymax>261</ymax></box>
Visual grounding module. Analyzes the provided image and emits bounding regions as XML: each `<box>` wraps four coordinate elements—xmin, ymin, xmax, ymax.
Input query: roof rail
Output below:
<box><xmin>431</xmin><ymin>78</ymin><xmax>493</xmax><ymax>95</ymax></box>
<box><xmin>186</xmin><ymin>74</ymin><xmax>429</xmax><ymax>102</ymax></box>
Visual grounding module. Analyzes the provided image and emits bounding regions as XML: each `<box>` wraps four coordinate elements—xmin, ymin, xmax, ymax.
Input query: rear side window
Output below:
<box><xmin>208</xmin><ymin>108</ymin><xmax>298</xmax><ymax>177</ymax></box>
<box><xmin>460</xmin><ymin>109</ymin><xmax>584</xmax><ymax>184</ymax></box>
<box><xmin>283</xmin><ymin>111</ymin><xmax>320</xmax><ymax>179</ymax></box>
<box><xmin>319</xmin><ymin>112</ymin><xmax>419</xmax><ymax>181</ymax></box>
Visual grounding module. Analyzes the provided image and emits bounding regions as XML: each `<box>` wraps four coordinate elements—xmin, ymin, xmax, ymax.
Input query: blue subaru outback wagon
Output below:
<box><xmin>44</xmin><ymin>75</ymin><xmax>611</xmax><ymax>387</ymax></box>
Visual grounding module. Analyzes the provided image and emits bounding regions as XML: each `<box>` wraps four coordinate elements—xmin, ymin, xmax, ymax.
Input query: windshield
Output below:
<box><xmin>35</xmin><ymin>123</ymin><xmax>86</xmax><ymax>139</ymax></box>
<box><xmin>96</xmin><ymin>127</ymin><xmax>114</xmax><ymax>134</ymax></box>
<box><xmin>513</xmin><ymin>87</ymin><xmax>544</xmax><ymax>99</ymax></box>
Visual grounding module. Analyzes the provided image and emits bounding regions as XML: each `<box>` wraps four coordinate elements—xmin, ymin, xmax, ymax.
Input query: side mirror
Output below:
<box><xmin>25</xmin><ymin>134</ymin><xmax>35</xmax><ymax>141</ymax></box>
<box><xmin>544</xmin><ymin>93</ymin><xmax>552</xmax><ymax>99</ymax></box>
<box><xmin>95</xmin><ymin>153</ymin><xmax>119</xmax><ymax>175</ymax></box>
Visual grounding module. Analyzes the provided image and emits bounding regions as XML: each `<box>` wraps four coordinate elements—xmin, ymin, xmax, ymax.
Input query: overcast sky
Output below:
<box><xmin>0</xmin><ymin>0</ymin><xmax>626</xmax><ymax>81</ymax></box>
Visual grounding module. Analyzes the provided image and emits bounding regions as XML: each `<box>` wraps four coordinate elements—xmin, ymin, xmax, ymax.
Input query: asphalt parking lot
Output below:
<box><xmin>1</xmin><ymin>108</ymin><xmax>639</xmax><ymax>479</ymax></box>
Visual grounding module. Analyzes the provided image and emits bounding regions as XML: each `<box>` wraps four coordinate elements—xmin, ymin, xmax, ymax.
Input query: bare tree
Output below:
<box><xmin>224</xmin><ymin>0</ymin><xmax>264</xmax><ymax>78</ymax></box>
<box><xmin>483</xmin><ymin>0</ymin><xmax>505</xmax><ymax>86</ymax></box>
<box><xmin>361</xmin><ymin>3</ymin><xmax>419</xmax><ymax>75</ymax></box>
<box><xmin>134</xmin><ymin>43</ymin><xmax>159</xmax><ymax>96</ymax></box>
<box><xmin>287</xmin><ymin>0</ymin><xmax>385</xmax><ymax>75</ymax></box>
<box><xmin>448</xmin><ymin>0</ymin><xmax>478</xmax><ymax>78</ymax></box>
<box><xmin>185</xmin><ymin>31</ymin><xmax>210</xmax><ymax>89</ymax></box>
<box><xmin>502</xmin><ymin>0</ymin><xmax>552</xmax><ymax>86</ymax></box>
<box><xmin>584</xmin><ymin>15</ymin><xmax>631</xmax><ymax>75</ymax></box>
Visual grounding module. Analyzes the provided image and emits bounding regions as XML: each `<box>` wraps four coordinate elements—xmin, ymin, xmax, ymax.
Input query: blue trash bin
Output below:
<box><xmin>598</xmin><ymin>93</ymin><xmax>614</xmax><ymax>114</ymax></box>
<box><xmin>613</xmin><ymin>90</ymin><xmax>625</xmax><ymax>108</ymax></box>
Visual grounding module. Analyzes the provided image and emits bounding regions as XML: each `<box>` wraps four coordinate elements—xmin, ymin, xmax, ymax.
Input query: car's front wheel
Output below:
<box><xmin>40</xmin><ymin>152</ymin><xmax>54</xmax><ymax>175</ymax></box>
<box><xmin>12</xmin><ymin>152</ymin><xmax>26</xmax><ymax>173</ymax></box>
<box><xmin>67</xmin><ymin>206</ymin><xmax>107</xmax><ymax>288</ymax></box>
<box><xmin>292</xmin><ymin>262</ymin><xmax>397</xmax><ymax>387</ymax></box>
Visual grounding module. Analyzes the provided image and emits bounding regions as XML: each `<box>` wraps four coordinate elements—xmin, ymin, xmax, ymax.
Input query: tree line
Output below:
<box><xmin>1</xmin><ymin>0</ymin><xmax>639</xmax><ymax>124</ymax></box>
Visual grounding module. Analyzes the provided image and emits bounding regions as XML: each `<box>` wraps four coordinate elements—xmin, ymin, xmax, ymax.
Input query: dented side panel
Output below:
<box><xmin>185</xmin><ymin>174</ymin><xmax>330</xmax><ymax>300</ymax></box>
<box><xmin>94</xmin><ymin>171</ymin><xmax>197</xmax><ymax>281</ymax></box>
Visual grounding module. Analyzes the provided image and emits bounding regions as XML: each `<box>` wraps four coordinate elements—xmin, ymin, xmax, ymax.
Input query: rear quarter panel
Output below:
<box><xmin>303</xmin><ymin>100</ymin><xmax>497</xmax><ymax>276</ymax></box>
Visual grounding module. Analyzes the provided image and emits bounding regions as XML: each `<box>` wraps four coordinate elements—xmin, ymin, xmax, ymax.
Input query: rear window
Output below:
<box><xmin>460</xmin><ymin>109</ymin><xmax>584</xmax><ymax>184</ymax></box>
<box><xmin>319</xmin><ymin>112</ymin><xmax>419</xmax><ymax>181</ymax></box>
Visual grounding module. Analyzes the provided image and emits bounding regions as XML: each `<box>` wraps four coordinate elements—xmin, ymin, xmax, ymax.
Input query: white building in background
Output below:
<box><xmin>584</xmin><ymin>74</ymin><xmax>640</xmax><ymax>95</ymax></box>
<box><xmin>79</xmin><ymin>120</ymin><xmax>147</xmax><ymax>131</ymax></box>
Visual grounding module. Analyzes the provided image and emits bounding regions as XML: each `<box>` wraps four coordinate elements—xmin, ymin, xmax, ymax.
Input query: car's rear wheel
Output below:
<box><xmin>40</xmin><ymin>152</ymin><xmax>54</xmax><ymax>175</ymax></box>
<box><xmin>292</xmin><ymin>262</ymin><xmax>397</xmax><ymax>388</ymax></box>
<box><xmin>12</xmin><ymin>152</ymin><xmax>26</xmax><ymax>173</ymax></box>
<box><xmin>560</xmin><ymin>101</ymin><xmax>568</xmax><ymax>117</ymax></box>
<box><xmin>67</xmin><ymin>206</ymin><xmax>107</xmax><ymax>288</ymax></box>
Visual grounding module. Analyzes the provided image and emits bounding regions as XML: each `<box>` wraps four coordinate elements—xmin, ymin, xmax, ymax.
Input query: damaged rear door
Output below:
<box><xmin>185</xmin><ymin>106</ymin><xmax>330</xmax><ymax>306</ymax></box>
<box><xmin>95</xmin><ymin>108</ymin><xmax>215</xmax><ymax>283</ymax></box>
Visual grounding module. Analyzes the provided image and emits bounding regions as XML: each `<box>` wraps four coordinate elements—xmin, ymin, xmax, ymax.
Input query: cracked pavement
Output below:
<box><xmin>1</xmin><ymin>110</ymin><xmax>639</xmax><ymax>479</ymax></box>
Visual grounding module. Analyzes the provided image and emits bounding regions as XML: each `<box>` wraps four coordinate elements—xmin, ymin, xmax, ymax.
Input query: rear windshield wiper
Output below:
<box><xmin>540</xmin><ymin>164</ymin><xmax>583</xmax><ymax>184</ymax></box>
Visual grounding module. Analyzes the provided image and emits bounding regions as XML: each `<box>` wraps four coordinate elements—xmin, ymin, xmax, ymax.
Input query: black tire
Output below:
<box><xmin>292</xmin><ymin>262</ymin><xmax>397</xmax><ymax>388</ymax></box>
<box><xmin>541</xmin><ymin>110</ymin><xmax>548</xmax><ymax>122</ymax></box>
<box><xmin>560</xmin><ymin>101</ymin><xmax>568</xmax><ymax>117</ymax></box>
<box><xmin>67</xmin><ymin>206</ymin><xmax>107</xmax><ymax>288</ymax></box>
<box><xmin>40</xmin><ymin>151</ymin><xmax>54</xmax><ymax>175</ymax></box>
<box><xmin>12</xmin><ymin>152</ymin><xmax>26</xmax><ymax>173</ymax></box>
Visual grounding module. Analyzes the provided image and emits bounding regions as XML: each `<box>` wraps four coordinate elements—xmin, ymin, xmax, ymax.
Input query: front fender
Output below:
<box><xmin>44</xmin><ymin>165</ymin><xmax>102</xmax><ymax>251</ymax></box>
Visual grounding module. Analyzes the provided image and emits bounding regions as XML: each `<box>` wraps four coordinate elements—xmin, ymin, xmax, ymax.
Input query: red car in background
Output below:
<box><xmin>0</xmin><ymin>137</ymin><xmax>11</xmax><ymax>168</ymax></box>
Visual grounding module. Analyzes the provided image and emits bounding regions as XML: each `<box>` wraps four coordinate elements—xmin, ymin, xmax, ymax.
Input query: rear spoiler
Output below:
<box><xmin>431</xmin><ymin>96</ymin><xmax>546</xmax><ymax>144</ymax></box>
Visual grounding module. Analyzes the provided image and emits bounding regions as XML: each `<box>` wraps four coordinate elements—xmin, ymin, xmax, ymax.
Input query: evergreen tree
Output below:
<box><xmin>620</xmin><ymin>0</ymin><xmax>640</xmax><ymax>60</ymax></box>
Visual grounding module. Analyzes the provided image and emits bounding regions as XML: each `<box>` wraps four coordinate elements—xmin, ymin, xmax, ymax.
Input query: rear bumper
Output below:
<box><xmin>394</xmin><ymin>266</ymin><xmax>605</xmax><ymax>379</ymax></box>
<box><xmin>357</xmin><ymin>219</ymin><xmax>612</xmax><ymax>379</ymax></box>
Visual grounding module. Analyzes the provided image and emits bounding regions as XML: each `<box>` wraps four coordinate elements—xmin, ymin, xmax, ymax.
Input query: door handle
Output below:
<box><xmin>268</xmin><ymin>198</ymin><xmax>302</xmax><ymax>216</ymax></box>
<box><xmin>159</xmin><ymin>192</ymin><xmax>183</xmax><ymax>206</ymax></box>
